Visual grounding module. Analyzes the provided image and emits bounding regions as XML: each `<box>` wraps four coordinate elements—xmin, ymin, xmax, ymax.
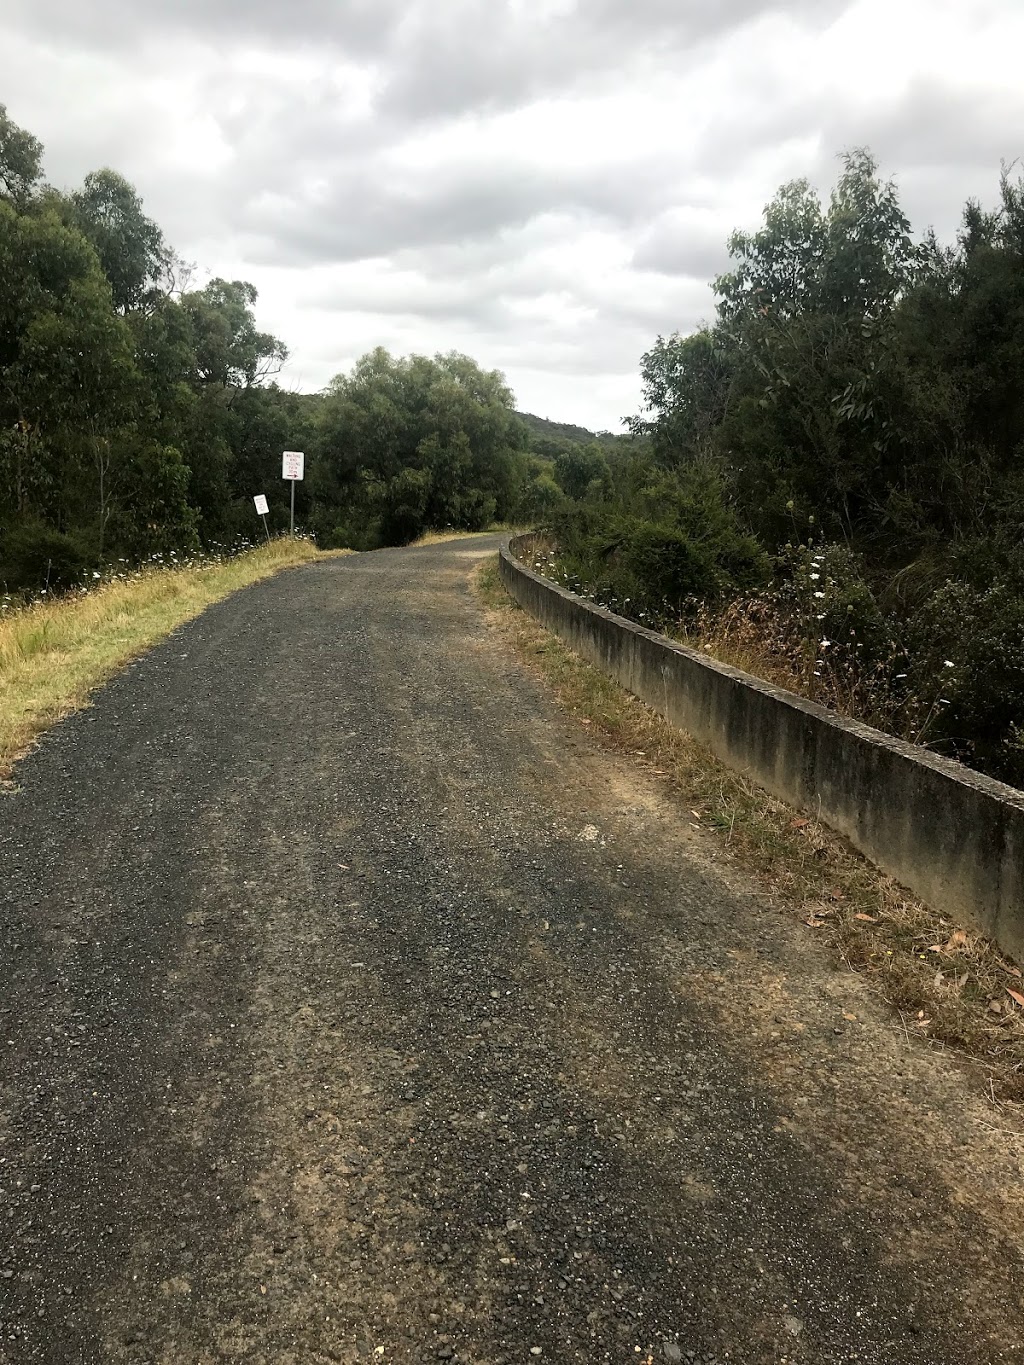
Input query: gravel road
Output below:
<box><xmin>1</xmin><ymin>536</ymin><xmax>1023</xmax><ymax>1365</ymax></box>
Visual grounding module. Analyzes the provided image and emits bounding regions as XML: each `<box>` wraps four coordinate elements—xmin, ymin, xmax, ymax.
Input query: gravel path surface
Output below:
<box><xmin>1</xmin><ymin>536</ymin><xmax>1022</xmax><ymax>1365</ymax></box>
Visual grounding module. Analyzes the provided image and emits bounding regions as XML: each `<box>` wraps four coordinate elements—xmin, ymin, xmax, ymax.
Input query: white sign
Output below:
<box><xmin>282</xmin><ymin>450</ymin><xmax>305</xmax><ymax>481</ymax></box>
<box><xmin>253</xmin><ymin>494</ymin><xmax>269</xmax><ymax>516</ymax></box>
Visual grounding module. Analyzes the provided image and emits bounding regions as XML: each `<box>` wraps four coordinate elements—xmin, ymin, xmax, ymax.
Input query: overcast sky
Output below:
<box><xmin>3</xmin><ymin>0</ymin><xmax>1023</xmax><ymax>430</ymax></box>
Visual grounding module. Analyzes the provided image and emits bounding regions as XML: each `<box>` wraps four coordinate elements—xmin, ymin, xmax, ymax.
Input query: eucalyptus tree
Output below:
<box><xmin>0</xmin><ymin>103</ymin><xmax>43</xmax><ymax>207</ymax></box>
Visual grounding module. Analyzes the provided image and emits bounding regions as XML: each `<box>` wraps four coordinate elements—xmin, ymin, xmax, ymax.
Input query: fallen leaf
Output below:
<box><xmin>989</xmin><ymin>999</ymin><xmax>1003</xmax><ymax>1014</ymax></box>
<box><xmin>949</xmin><ymin>929</ymin><xmax>968</xmax><ymax>946</ymax></box>
<box><xmin>854</xmin><ymin>913</ymin><xmax>877</xmax><ymax>922</ymax></box>
<box><xmin>691</xmin><ymin>810</ymin><xmax>702</xmax><ymax>820</ymax></box>
<box><xmin>926</xmin><ymin>945</ymin><xmax>944</xmax><ymax>953</ymax></box>
<box><xmin>957</xmin><ymin>972</ymin><xmax>969</xmax><ymax>989</ymax></box>
<box><xmin>842</xmin><ymin>1011</ymin><xmax>858</xmax><ymax>1021</ymax></box>
<box><xmin>1005</xmin><ymin>965</ymin><xmax>1023</xmax><ymax>979</ymax></box>
<box><xmin>1007</xmin><ymin>989</ymin><xmax>1024</xmax><ymax>1010</ymax></box>
<box><xmin>805</xmin><ymin>916</ymin><xmax>826</xmax><ymax>928</ymax></box>
<box><xmin>790</xmin><ymin>817</ymin><xmax>811</xmax><ymax>829</ymax></box>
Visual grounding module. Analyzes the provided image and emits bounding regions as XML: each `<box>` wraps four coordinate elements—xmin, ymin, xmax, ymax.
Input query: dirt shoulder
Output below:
<box><xmin>479</xmin><ymin>554</ymin><xmax>1024</xmax><ymax>1101</ymax></box>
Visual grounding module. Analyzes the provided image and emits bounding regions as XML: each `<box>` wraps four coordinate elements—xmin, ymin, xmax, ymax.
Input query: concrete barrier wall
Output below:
<box><xmin>500</xmin><ymin>536</ymin><xmax>1024</xmax><ymax>963</ymax></box>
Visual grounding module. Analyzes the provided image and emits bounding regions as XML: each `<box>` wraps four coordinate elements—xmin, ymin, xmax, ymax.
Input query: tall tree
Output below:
<box><xmin>72</xmin><ymin>169</ymin><xmax>166</xmax><ymax>313</ymax></box>
<box><xmin>312</xmin><ymin>348</ymin><xmax>526</xmax><ymax>547</ymax></box>
<box><xmin>0</xmin><ymin>104</ymin><xmax>43</xmax><ymax>208</ymax></box>
<box><xmin>183</xmin><ymin>279</ymin><xmax>287</xmax><ymax>390</ymax></box>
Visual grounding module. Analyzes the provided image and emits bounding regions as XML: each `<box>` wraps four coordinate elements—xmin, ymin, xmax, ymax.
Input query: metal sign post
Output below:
<box><xmin>253</xmin><ymin>493</ymin><xmax>271</xmax><ymax>543</ymax></box>
<box><xmin>282</xmin><ymin>451</ymin><xmax>305</xmax><ymax>536</ymax></box>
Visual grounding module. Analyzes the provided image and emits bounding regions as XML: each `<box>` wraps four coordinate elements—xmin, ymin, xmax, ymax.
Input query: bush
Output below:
<box><xmin>0</xmin><ymin>521</ymin><xmax>97</xmax><ymax>595</ymax></box>
<box><xmin>551</xmin><ymin>462</ymin><xmax>767</xmax><ymax>622</ymax></box>
<box><xmin>907</xmin><ymin>578</ymin><xmax>1024</xmax><ymax>783</ymax></box>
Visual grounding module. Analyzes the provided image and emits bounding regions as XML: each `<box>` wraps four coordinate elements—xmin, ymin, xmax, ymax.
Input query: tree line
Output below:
<box><xmin>1</xmin><ymin>106</ymin><xmax>623</xmax><ymax>594</ymax></box>
<box><xmin>13</xmin><ymin>102</ymin><xmax>1020</xmax><ymax>782</ymax></box>
<box><xmin>552</xmin><ymin>150</ymin><xmax>1024</xmax><ymax>784</ymax></box>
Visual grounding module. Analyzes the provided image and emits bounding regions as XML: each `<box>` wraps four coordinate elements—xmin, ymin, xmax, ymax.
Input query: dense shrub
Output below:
<box><xmin>0</xmin><ymin>521</ymin><xmax>96</xmax><ymax>594</ymax></box>
<box><xmin>551</xmin><ymin>463</ymin><xmax>767</xmax><ymax>621</ymax></box>
<box><xmin>906</xmin><ymin>579</ymin><xmax>1024</xmax><ymax>782</ymax></box>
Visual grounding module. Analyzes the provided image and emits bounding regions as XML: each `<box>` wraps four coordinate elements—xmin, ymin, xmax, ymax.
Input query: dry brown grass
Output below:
<box><xmin>409</xmin><ymin>525</ymin><xmax>523</xmax><ymax>548</ymax></box>
<box><xmin>478</xmin><ymin>556</ymin><xmax>1024</xmax><ymax>1102</ymax></box>
<box><xmin>0</xmin><ymin>539</ymin><xmax>351</xmax><ymax>781</ymax></box>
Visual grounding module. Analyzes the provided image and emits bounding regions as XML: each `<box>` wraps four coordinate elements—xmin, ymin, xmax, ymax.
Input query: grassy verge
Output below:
<box><xmin>409</xmin><ymin>525</ymin><xmax>523</xmax><ymax>547</ymax></box>
<box><xmin>0</xmin><ymin>538</ymin><xmax>349</xmax><ymax>781</ymax></box>
<box><xmin>478</xmin><ymin>556</ymin><xmax>1024</xmax><ymax>1102</ymax></box>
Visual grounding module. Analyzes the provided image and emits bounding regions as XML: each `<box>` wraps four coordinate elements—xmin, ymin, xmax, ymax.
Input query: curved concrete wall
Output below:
<box><xmin>500</xmin><ymin>536</ymin><xmax>1024</xmax><ymax>963</ymax></box>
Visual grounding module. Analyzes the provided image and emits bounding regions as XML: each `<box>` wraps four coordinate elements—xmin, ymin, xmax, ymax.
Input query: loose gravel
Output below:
<box><xmin>0</xmin><ymin>536</ymin><xmax>1022</xmax><ymax>1364</ymax></box>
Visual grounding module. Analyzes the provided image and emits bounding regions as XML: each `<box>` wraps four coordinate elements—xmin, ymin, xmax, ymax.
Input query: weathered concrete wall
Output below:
<box><xmin>500</xmin><ymin>537</ymin><xmax>1024</xmax><ymax>963</ymax></box>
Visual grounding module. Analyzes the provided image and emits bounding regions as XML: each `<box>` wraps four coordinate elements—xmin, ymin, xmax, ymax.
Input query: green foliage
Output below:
<box><xmin>0</xmin><ymin>111</ymin><xmax>587</xmax><ymax>591</ymax></box>
<box><xmin>517</xmin><ymin>411</ymin><xmax>622</xmax><ymax>452</ymax></box>
<box><xmin>0</xmin><ymin>111</ymin><xmax>301</xmax><ymax>591</ymax></box>
<box><xmin>311</xmin><ymin>347</ymin><xmax>526</xmax><ymax>547</ymax></box>
<box><xmin>554</xmin><ymin>444</ymin><xmax>609</xmax><ymax>500</ymax></box>
<box><xmin>608</xmin><ymin>149</ymin><xmax>1024</xmax><ymax>783</ymax></box>
<box><xmin>553</xmin><ymin>462</ymin><xmax>767</xmax><ymax>620</ymax></box>
<box><xmin>0</xmin><ymin>521</ymin><xmax>95</xmax><ymax>593</ymax></box>
<box><xmin>72</xmin><ymin>169</ymin><xmax>166</xmax><ymax>313</ymax></box>
<box><xmin>905</xmin><ymin>578</ymin><xmax>1024</xmax><ymax>782</ymax></box>
<box><xmin>0</xmin><ymin>105</ymin><xmax>43</xmax><ymax>208</ymax></box>
<box><xmin>183</xmin><ymin>279</ymin><xmax>288</xmax><ymax>389</ymax></box>
<box><xmin>516</xmin><ymin>461</ymin><xmax>566</xmax><ymax>522</ymax></box>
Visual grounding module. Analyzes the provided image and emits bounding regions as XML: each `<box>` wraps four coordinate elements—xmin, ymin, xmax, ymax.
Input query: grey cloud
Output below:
<box><xmin>592</xmin><ymin>288</ymin><xmax>713</xmax><ymax>335</ymax></box>
<box><xmin>288</xmin><ymin>239</ymin><xmax>711</xmax><ymax>369</ymax></box>
<box><xmin>237</xmin><ymin>174</ymin><xmax>562</xmax><ymax>265</ymax></box>
<box><xmin>376</xmin><ymin>0</ymin><xmax>852</xmax><ymax>123</ymax></box>
<box><xmin>226</xmin><ymin>152</ymin><xmax>672</xmax><ymax>266</ymax></box>
<box><xmin>297</xmin><ymin>274</ymin><xmax>513</xmax><ymax>330</ymax></box>
<box><xmin>10</xmin><ymin>0</ymin><xmax>854</xmax><ymax>129</ymax></box>
<box><xmin>3</xmin><ymin>0</ymin><xmax>408</xmax><ymax>57</ymax></box>
<box><xmin>631</xmin><ymin>211</ymin><xmax>732</xmax><ymax>279</ymax></box>
<box><xmin>678</xmin><ymin>77</ymin><xmax>1024</xmax><ymax>248</ymax></box>
<box><xmin>820</xmin><ymin>80</ymin><xmax>1024</xmax><ymax>174</ymax></box>
<box><xmin>785</xmin><ymin>82</ymin><xmax>1024</xmax><ymax>241</ymax></box>
<box><xmin>6</xmin><ymin>0</ymin><xmax>1019</xmax><ymax>434</ymax></box>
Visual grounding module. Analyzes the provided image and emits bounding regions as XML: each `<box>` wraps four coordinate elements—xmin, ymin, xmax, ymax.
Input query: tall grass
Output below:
<box><xmin>0</xmin><ymin>537</ymin><xmax>347</xmax><ymax>779</ymax></box>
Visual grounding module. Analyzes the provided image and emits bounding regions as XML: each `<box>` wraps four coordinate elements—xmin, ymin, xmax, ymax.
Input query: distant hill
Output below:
<box><xmin>517</xmin><ymin>411</ymin><xmax>624</xmax><ymax>452</ymax></box>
